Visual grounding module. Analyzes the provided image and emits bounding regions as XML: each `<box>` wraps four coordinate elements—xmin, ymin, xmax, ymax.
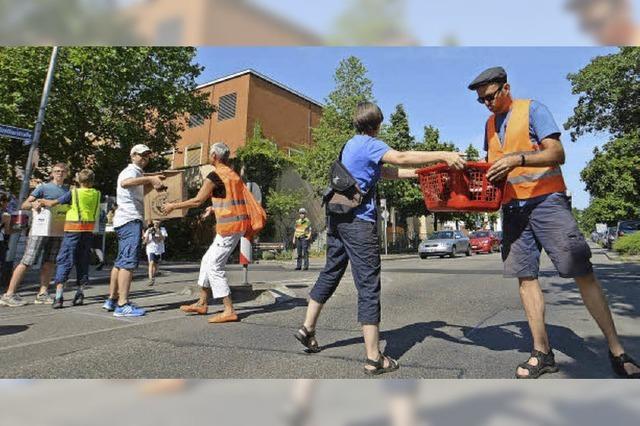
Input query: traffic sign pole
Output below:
<box><xmin>6</xmin><ymin>46</ymin><xmax>59</xmax><ymax>265</ymax></box>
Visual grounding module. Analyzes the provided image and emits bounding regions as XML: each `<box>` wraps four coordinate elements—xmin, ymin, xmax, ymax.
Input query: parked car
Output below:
<box><xmin>616</xmin><ymin>220</ymin><xmax>640</xmax><ymax>239</ymax></box>
<box><xmin>605</xmin><ymin>226</ymin><xmax>617</xmax><ymax>249</ymax></box>
<box><xmin>469</xmin><ymin>230</ymin><xmax>500</xmax><ymax>254</ymax></box>
<box><xmin>418</xmin><ymin>230</ymin><xmax>471</xmax><ymax>259</ymax></box>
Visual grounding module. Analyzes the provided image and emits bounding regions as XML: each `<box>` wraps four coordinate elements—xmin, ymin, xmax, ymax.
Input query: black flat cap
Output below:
<box><xmin>468</xmin><ymin>66</ymin><xmax>507</xmax><ymax>90</ymax></box>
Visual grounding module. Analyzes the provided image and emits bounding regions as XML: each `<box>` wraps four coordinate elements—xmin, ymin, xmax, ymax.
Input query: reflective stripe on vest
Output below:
<box><xmin>486</xmin><ymin>99</ymin><xmax>566</xmax><ymax>204</ymax></box>
<box><xmin>64</xmin><ymin>188</ymin><xmax>101</xmax><ymax>232</ymax></box>
<box><xmin>211</xmin><ymin>165</ymin><xmax>250</xmax><ymax>236</ymax></box>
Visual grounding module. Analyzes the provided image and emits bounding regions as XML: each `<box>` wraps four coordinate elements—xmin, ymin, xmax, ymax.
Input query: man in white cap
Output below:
<box><xmin>103</xmin><ymin>144</ymin><xmax>164</xmax><ymax>317</ymax></box>
<box><xmin>293</xmin><ymin>207</ymin><xmax>312</xmax><ymax>271</ymax></box>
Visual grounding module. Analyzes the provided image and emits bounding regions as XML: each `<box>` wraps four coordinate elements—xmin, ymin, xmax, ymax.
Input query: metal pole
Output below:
<box><xmin>6</xmin><ymin>46</ymin><xmax>59</xmax><ymax>264</ymax></box>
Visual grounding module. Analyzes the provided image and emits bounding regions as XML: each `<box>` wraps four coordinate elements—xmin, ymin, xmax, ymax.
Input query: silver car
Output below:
<box><xmin>418</xmin><ymin>230</ymin><xmax>472</xmax><ymax>259</ymax></box>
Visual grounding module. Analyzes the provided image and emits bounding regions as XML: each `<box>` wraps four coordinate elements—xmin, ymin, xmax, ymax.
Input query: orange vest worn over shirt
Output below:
<box><xmin>211</xmin><ymin>164</ymin><xmax>250</xmax><ymax>236</ymax></box>
<box><xmin>486</xmin><ymin>99</ymin><xmax>567</xmax><ymax>205</ymax></box>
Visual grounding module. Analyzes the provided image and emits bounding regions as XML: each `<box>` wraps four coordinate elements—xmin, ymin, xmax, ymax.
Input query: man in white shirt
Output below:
<box><xmin>103</xmin><ymin>144</ymin><xmax>164</xmax><ymax>317</ymax></box>
<box><xmin>143</xmin><ymin>220</ymin><xmax>167</xmax><ymax>286</ymax></box>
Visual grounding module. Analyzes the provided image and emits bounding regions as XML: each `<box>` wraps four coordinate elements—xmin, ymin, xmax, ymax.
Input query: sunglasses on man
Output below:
<box><xmin>477</xmin><ymin>84</ymin><xmax>504</xmax><ymax>104</ymax></box>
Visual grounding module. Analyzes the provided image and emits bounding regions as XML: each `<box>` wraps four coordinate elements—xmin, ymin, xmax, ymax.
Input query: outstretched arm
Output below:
<box><xmin>163</xmin><ymin>179</ymin><xmax>215</xmax><ymax>214</ymax></box>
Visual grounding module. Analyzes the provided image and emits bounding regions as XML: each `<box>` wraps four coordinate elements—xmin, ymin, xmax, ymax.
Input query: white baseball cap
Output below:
<box><xmin>299</xmin><ymin>208</ymin><xmax>307</xmax><ymax>214</ymax></box>
<box><xmin>130</xmin><ymin>144</ymin><xmax>152</xmax><ymax>156</ymax></box>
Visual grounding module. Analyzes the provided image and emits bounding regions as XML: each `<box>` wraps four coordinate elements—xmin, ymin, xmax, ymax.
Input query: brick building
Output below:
<box><xmin>166</xmin><ymin>69</ymin><xmax>322</xmax><ymax>170</ymax></box>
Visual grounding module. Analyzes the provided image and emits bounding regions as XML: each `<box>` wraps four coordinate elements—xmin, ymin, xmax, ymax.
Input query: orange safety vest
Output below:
<box><xmin>211</xmin><ymin>164</ymin><xmax>250</xmax><ymax>236</ymax></box>
<box><xmin>486</xmin><ymin>99</ymin><xmax>567</xmax><ymax>204</ymax></box>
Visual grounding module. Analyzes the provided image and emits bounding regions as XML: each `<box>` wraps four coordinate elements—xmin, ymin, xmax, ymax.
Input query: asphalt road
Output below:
<box><xmin>1</xmin><ymin>244</ymin><xmax>638</xmax><ymax>379</ymax></box>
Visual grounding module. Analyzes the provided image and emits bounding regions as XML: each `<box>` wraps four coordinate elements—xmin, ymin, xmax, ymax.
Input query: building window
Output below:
<box><xmin>217</xmin><ymin>93</ymin><xmax>237</xmax><ymax>121</ymax></box>
<box><xmin>189</xmin><ymin>113</ymin><xmax>205</xmax><ymax>128</ymax></box>
<box><xmin>184</xmin><ymin>144</ymin><xmax>202</xmax><ymax>167</ymax></box>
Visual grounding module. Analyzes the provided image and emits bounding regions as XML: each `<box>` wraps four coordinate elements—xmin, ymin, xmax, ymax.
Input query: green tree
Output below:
<box><xmin>465</xmin><ymin>144</ymin><xmax>480</xmax><ymax>161</ymax></box>
<box><xmin>265</xmin><ymin>189</ymin><xmax>305</xmax><ymax>245</ymax></box>
<box><xmin>378</xmin><ymin>104</ymin><xmax>426</xmax><ymax>220</ymax></box>
<box><xmin>564</xmin><ymin>47</ymin><xmax>640</xmax><ymax>142</ymax></box>
<box><xmin>236</xmin><ymin>122</ymin><xmax>291</xmax><ymax>198</ymax></box>
<box><xmin>293</xmin><ymin>56</ymin><xmax>374</xmax><ymax>193</ymax></box>
<box><xmin>0</xmin><ymin>47</ymin><xmax>213</xmax><ymax>194</ymax></box>
<box><xmin>578</xmin><ymin>135</ymin><xmax>640</xmax><ymax>231</ymax></box>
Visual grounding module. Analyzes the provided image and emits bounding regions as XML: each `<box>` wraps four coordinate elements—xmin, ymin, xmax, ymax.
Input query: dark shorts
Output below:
<box><xmin>148</xmin><ymin>253</ymin><xmax>162</xmax><ymax>263</ymax></box>
<box><xmin>502</xmin><ymin>193</ymin><xmax>593</xmax><ymax>279</ymax></box>
<box><xmin>114</xmin><ymin>220</ymin><xmax>142</xmax><ymax>270</ymax></box>
<box><xmin>21</xmin><ymin>235</ymin><xmax>62</xmax><ymax>266</ymax></box>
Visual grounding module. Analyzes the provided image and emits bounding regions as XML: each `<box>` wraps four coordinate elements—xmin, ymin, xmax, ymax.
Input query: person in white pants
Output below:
<box><xmin>163</xmin><ymin>142</ymin><xmax>250</xmax><ymax>324</ymax></box>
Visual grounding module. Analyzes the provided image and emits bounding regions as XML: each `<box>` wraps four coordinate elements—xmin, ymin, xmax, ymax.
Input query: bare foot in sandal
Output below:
<box><xmin>364</xmin><ymin>352</ymin><xmax>399</xmax><ymax>376</ymax></box>
<box><xmin>295</xmin><ymin>325</ymin><xmax>320</xmax><ymax>353</ymax></box>
<box><xmin>516</xmin><ymin>349</ymin><xmax>559</xmax><ymax>379</ymax></box>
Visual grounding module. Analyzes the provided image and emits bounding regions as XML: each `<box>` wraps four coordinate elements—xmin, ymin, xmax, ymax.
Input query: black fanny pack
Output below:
<box><xmin>322</xmin><ymin>141</ymin><xmax>374</xmax><ymax>216</ymax></box>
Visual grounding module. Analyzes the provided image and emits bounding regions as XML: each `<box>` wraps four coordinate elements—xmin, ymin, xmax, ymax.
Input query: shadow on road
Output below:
<box><xmin>0</xmin><ymin>324</ymin><xmax>31</xmax><ymax>337</ymax></box>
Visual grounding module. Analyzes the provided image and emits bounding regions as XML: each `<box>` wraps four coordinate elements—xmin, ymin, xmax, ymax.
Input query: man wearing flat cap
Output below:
<box><xmin>293</xmin><ymin>207</ymin><xmax>312</xmax><ymax>271</ymax></box>
<box><xmin>469</xmin><ymin>66</ymin><xmax>640</xmax><ymax>379</ymax></box>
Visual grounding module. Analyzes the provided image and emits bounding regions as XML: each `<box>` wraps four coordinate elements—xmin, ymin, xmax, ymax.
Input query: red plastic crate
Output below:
<box><xmin>416</xmin><ymin>162</ymin><xmax>503</xmax><ymax>212</ymax></box>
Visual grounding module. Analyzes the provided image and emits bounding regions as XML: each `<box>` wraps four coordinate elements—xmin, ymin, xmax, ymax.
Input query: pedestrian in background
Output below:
<box><xmin>40</xmin><ymin>169</ymin><xmax>101</xmax><ymax>308</ymax></box>
<box><xmin>0</xmin><ymin>163</ymin><xmax>70</xmax><ymax>307</ymax></box>
<box><xmin>293</xmin><ymin>208</ymin><xmax>312</xmax><ymax>271</ymax></box>
<box><xmin>143</xmin><ymin>220</ymin><xmax>167</xmax><ymax>286</ymax></box>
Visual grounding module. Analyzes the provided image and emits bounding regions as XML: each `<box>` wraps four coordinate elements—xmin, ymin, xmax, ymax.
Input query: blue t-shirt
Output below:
<box><xmin>483</xmin><ymin>100</ymin><xmax>562</xmax><ymax>207</ymax></box>
<box><xmin>341</xmin><ymin>135</ymin><xmax>391</xmax><ymax>222</ymax></box>
<box><xmin>31</xmin><ymin>182</ymin><xmax>70</xmax><ymax>201</ymax></box>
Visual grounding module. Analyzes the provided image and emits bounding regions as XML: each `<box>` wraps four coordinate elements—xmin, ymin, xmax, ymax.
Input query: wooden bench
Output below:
<box><xmin>253</xmin><ymin>242</ymin><xmax>286</xmax><ymax>261</ymax></box>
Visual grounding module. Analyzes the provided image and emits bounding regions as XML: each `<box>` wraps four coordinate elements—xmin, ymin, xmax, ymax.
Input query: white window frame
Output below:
<box><xmin>184</xmin><ymin>143</ymin><xmax>203</xmax><ymax>167</ymax></box>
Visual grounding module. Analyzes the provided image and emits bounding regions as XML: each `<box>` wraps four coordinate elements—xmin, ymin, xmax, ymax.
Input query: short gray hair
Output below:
<box><xmin>210</xmin><ymin>142</ymin><xmax>230</xmax><ymax>163</ymax></box>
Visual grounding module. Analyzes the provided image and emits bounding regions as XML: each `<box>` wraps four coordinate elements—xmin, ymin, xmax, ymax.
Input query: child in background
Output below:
<box><xmin>40</xmin><ymin>169</ymin><xmax>101</xmax><ymax>308</ymax></box>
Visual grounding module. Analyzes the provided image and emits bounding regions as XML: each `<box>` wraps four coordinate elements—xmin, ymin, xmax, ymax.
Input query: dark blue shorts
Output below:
<box><xmin>502</xmin><ymin>193</ymin><xmax>593</xmax><ymax>279</ymax></box>
<box><xmin>114</xmin><ymin>220</ymin><xmax>142</xmax><ymax>270</ymax></box>
<box><xmin>148</xmin><ymin>253</ymin><xmax>162</xmax><ymax>263</ymax></box>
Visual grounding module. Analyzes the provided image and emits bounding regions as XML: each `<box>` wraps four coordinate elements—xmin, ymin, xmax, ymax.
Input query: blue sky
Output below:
<box><xmin>194</xmin><ymin>47</ymin><xmax>617</xmax><ymax>209</ymax></box>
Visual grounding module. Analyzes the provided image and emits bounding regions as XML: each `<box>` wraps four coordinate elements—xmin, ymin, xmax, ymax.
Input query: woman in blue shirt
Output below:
<box><xmin>295</xmin><ymin>102</ymin><xmax>465</xmax><ymax>375</ymax></box>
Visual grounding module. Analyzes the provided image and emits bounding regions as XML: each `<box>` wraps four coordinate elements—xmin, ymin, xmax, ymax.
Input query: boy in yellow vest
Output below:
<box><xmin>40</xmin><ymin>169</ymin><xmax>101</xmax><ymax>309</ymax></box>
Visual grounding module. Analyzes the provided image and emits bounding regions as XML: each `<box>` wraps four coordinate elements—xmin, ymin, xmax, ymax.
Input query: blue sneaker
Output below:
<box><xmin>113</xmin><ymin>302</ymin><xmax>146</xmax><ymax>317</ymax></box>
<box><xmin>102</xmin><ymin>298</ymin><xmax>116</xmax><ymax>312</ymax></box>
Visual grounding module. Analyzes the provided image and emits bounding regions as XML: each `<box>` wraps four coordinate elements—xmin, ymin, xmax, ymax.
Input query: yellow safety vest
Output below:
<box><xmin>64</xmin><ymin>188</ymin><xmax>101</xmax><ymax>232</ymax></box>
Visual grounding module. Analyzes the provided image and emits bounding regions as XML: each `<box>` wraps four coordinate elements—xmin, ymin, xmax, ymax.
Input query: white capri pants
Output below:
<box><xmin>197</xmin><ymin>232</ymin><xmax>242</xmax><ymax>298</ymax></box>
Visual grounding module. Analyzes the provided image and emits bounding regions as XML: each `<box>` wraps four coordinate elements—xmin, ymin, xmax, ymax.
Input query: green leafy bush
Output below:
<box><xmin>613</xmin><ymin>232</ymin><xmax>640</xmax><ymax>255</ymax></box>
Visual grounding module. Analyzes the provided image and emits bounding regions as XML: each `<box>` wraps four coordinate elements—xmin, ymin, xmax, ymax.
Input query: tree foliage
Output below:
<box><xmin>564</xmin><ymin>47</ymin><xmax>640</xmax><ymax>142</ymax></box>
<box><xmin>293</xmin><ymin>56</ymin><xmax>374</xmax><ymax>193</ymax></box>
<box><xmin>236</xmin><ymin>122</ymin><xmax>291</xmax><ymax>198</ymax></box>
<box><xmin>265</xmin><ymin>189</ymin><xmax>305</xmax><ymax>244</ymax></box>
<box><xmin>0</xmin><ymin>47</ymin><xmax>213</xmax><ymax>195</ymax></box>
<box><xmin>378</xmin><ymin>104</ymin><xmax>425</xmax><ymax>219</ymax></box>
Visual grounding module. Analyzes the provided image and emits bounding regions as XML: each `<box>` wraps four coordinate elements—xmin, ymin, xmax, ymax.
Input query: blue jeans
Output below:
<box><xmin>54</xmin><ymin>232</ymin><xmax>92</xmax><ymax>286</ymax></box>
<box><xmin>114</xmin><ymin>220</ymin><xmax>142</xmax><ymax>270</ymax></box>
<box><xmin>295</xmin><ymin>237</ymin><xmax>309</xmax><ymax>269</ymax></box>
<box><xmin>309</xmin><ymin>216</ymin><xmax>381</xmax><ymax>325</ymax></box>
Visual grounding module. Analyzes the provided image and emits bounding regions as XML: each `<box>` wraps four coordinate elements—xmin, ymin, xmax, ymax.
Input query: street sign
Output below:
<box><xmin>246</xmin><ymin>182</ymin><xmax>262</xmax><ymax>203</ymax></box>
<box><xmin>0</xmin><ymin>124</ymin><xmax>33</xmax><ymax>144</ymax></box>
<box><xmin>381</xmin><ymin>209</ymin><xmax>390</xmax><ymax>221</ymax></box>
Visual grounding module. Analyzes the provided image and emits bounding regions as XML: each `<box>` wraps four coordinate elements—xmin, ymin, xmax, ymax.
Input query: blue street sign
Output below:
<box><xmin>0</xmin><ymin>124</ymin><xmax>33</xmax><ymax>144</ymax></box>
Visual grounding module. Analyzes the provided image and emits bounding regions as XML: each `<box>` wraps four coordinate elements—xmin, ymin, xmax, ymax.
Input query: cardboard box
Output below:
<box><xmin>144</xmin><ymin>170</ymin><xmax>187</xmax><ymax>221</ymax></box>
<box><xmin>30</xmin><ymin>205</ymin><xmax>69</xmax><ymax>237</ymax></box>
